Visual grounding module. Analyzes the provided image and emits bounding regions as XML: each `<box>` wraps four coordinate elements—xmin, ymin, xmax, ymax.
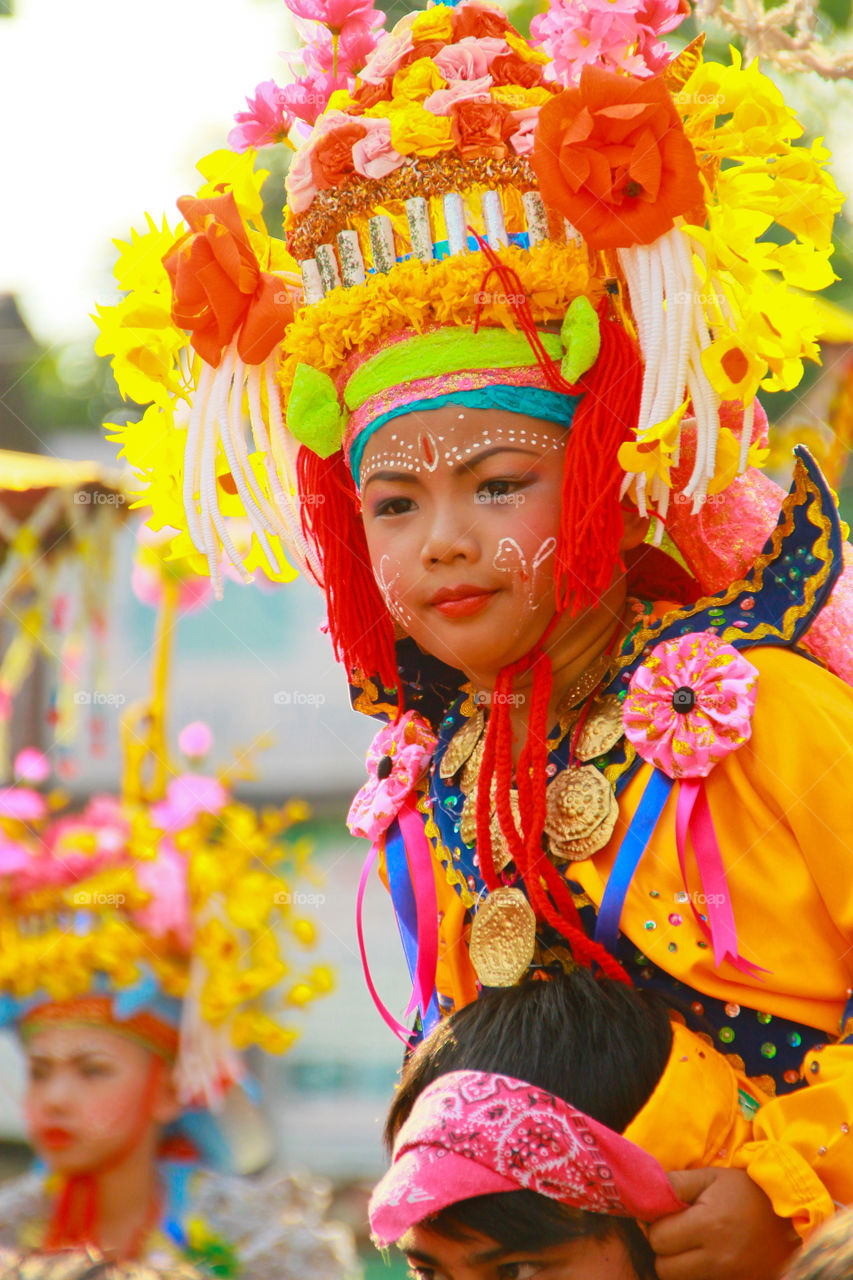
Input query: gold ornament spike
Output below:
<box><xmin>470</xmin><ymin>887</ymin><xmax>536</xmax><ymax>987</ymax></box>
<box><xmin>440</xmin><ymin>709</ymin><xmax>485</xmax><ymax>779</ymax></box>
<box><xmin>575</xmin><ymin>694</ymin><xmax>625</xmax><ymax>762</ymax></box>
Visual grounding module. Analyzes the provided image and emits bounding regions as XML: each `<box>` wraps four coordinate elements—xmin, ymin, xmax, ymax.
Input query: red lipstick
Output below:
<box><xmin>38</xmin><ymin>1127</ymin><xmax>74</xmax><ymax>1150</ymax></box>
<box><xmin>430</xmin><ymin>585</ymin><xmax>497</xmax><ymax>618</ymax></box>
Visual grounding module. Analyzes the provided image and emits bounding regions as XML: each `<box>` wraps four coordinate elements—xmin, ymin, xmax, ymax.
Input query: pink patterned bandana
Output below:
<box><xmin>369</xmin><ymin>1070</ymin><xmax>685</xmax><ymax>1245</ymax></box>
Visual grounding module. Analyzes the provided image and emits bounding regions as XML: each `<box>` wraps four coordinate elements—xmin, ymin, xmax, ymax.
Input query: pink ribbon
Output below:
<box><xmin>675</xmin><ymin>780</ymin><xmax>768</xmax><ymax>979</ymax></box>
<box><xmin>356</xmin><ymin>796</ymin><xmax>439</xmax><ymax>1044</ymax></box>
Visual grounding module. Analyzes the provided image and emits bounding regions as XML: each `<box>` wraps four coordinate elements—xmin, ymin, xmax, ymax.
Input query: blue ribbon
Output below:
<box><xmin>385</xmin><ymin>817</ymin><xmax>440</xmax><ymax>1036</ymax></box>
<box><xmin>595</xmin><ymin>770</ymin><xmax>674</xmax><ymax>953</ymax></box>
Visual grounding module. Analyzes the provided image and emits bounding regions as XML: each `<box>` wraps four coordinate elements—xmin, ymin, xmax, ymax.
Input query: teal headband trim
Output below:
<box><xmin>351</xmin><ymin>385</ymin><xmax>582</xmax><ymax>485</ymax></box>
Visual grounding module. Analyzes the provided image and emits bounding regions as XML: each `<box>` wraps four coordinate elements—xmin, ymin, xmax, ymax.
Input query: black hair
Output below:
<box><xmin>385</xmin><ymin>967</ymin><xmax>673</xmax><ymax>1280</ymax></box>
<box><xmin>385</xmin><ymin>966</ymin><xmax>672</xmax><ymax>1146</ymax></box>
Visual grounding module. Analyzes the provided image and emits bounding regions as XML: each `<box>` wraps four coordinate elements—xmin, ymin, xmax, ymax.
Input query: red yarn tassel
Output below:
<box><xmin>555</xmin><ymin>314</ymin><xmax>643</xmax><ymax>614</ymax></box>
<box><xmin>296</xmin><ymin>446</ymin><xmax>398</xmax><ymax>691</ymax></box>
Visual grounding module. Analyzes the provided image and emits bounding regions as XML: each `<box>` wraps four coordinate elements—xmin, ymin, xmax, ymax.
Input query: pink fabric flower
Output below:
<box><xmin>0</xmin><ymin>837</ymin><xmax>32</xmax><ymax>878</ymax></box>
<box><xmin>178</xmin><ymin>721</ymin><xmax>214</xmax><ymax>759</ymax></box>
<box><xmin>623</xmin><ymin>633</ymin><xmax>759</xmax><ymax>780</ymax></box>
<box><xmin>359</xmin><ymin>21</ymin><xmax>415</xmax><ymax>83</ymax></box>
<box><xmin>424</xmin><ymin>76</ymin><xmax>492</xmax><ymax>116</ymax></box>
<box><xmin>228</xmin><ymin>80</ymin><xmax>294</xmax><ymax>152</ymax></box>
<box><xmin>434</xmin><ymin>36</ymin><xmax>506</xmax><ymax>82</ymax></box>
<box><xmin>506</xmin><ymin>104</ymin><xmax>541</xmax><ymax>154</ymax></box>
<box><xmin>351</xmin><ymin>118</ymin><xmax>405</xmax><ymax>177</ymax></box>
<box><xmin>347</xmin><ymin>712</ymin><xmax>437</xmax><ymax>840</ymax></box>
<box><xmin>0</xmin><ymin>787</ymin><xmax>47</xmax><ymax>823</ymax></box>
<box><xmin>131</xmin><ymin>563</ymin><xmax>213</xmax><ymax>614</ymax></box>
<box><xmin>135</xmin><ymin>839</ymin><xmax>192</xmax><ymax>947</ymax></box>
<box><xmin>285</xmin><ymin>137</ymin><xmax>319</xmax><ymax>212</ymax></box>
<box><xmin>150</xmin><ymin>774</ymin><xmax>228</xmax><ymax>832</ymax></box>
<box><xmin>13</xmin><ymin>748</ymin><xmax>50</xmax><ymax>785</ymax></box>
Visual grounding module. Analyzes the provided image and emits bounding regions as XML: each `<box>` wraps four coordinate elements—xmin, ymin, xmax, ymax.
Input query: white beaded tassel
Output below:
<box><xmin>315</xmin><ymin>243</ymin><xmax>342</xmax><ymax>292</ymax></box>
<box><xmin>522</xmin><ymin>191</ymin><xmax>548</xmax><ymax>246</ymax></box>
<box><xmin>406</xmin><ymin>196</ymin><xmax>433</xmax><ymax>262</ymax></box>
<box><xmin>482</xmin><ymin>190</ymin><xmax>508</xmax><ymax>248</ymax></box>
<box><xmin>338</xmin><ymin>230</ymin><xmax>366</xmax><ymax>287</ymax></box>
<box><xmin>301</xmin><ymin>258</ymin><xmax>324</xmax><ymax>304</ymax></box>
<box><xmin>369</xmin><ymin>214</ymin><xmax>396</xmax><ymax>273</ymax></box>
<box><xmin>443</xmin><ymin>193</ymin><xmax>468</xmax><ymax>255</ymax></box>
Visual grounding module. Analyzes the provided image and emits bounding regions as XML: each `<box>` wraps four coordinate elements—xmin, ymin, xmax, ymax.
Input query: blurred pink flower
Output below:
<box><xmin>0</xmin><ymin>787</ymin><xmax>47</xmax><ymax>823</ymax></box>
<box><xmin>281</xmin><ymin>66</ymin><xmax>349</xmax><ymax>126</ymax></box>
<box><xmin>287</xmin><ymin>0</ymin><xmax>378</xmax><ymax>35</ymax></box>
<box><xmin>228</xmin><ymin>80</ymin><xmax>294</xmax><ymax>152</ymax></box>
<box><xmin>424</xmin><ymin>76</ymin><xmax>492</xmax><ymax>116</ymax></box>
<box><xmin>131</xmin><ymin>562</ymin><xmax>214</xmax><ymax>614</ymax></box>
<box><xmin>530</xmin><ymin>0</ymin><xmax>683</xmax><ymax>81</ymax></box>
<box><xmin>13</xmin><ymin>748</ymin><xmax>50</xmax><ymax>785</ymax></box>
<box><xmin>178</xmin><ymin>721</ymin><xmax>214</xmax><ymax>759</ymax></box>
<box><xmin>351</xmin><ymin>118</ymin><xmax>406</xmax><ymax>178</ymax></box>
<box><xmin>150</xmin><ymin>774</ymin><xmax>228</xmax><ymax>832</ymax></box>
<box><xmin>135</xmin><ymin>840</ymin><xmax>191</xmax><ymax>947</ymax></box>
<box><xmin>434</xmin><ymin>36</ymin><xmax>506</xmax><ymax>82</ymax></box>
<box><xmin>0</xmin><ymin>838</ymin><xmax>31</xmax><ymax>878</ymax></box>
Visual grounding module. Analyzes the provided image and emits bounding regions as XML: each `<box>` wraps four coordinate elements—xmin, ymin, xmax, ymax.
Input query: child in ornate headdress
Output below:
<box><xmin>99</xmin><ymin>0</ymin><xmax>853</xmax><ymax>1274</ymax></box>
<box><xmin>0</xmin><ymin>746</ymin><xmax>357</xmax><ymax>1278</ymax></box>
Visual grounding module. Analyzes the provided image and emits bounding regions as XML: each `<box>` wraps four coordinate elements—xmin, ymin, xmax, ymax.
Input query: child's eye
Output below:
<box><xmin>79</xmin><ymin>1064</ymin><xmax>110</xmax><ymax>1077</ymax></box>
<box><xmin>28</xmin><ymin>1064</ymin><xmax>48</xmax><ymax>1082</ymax></box>
<box><xmin>406</xmin><ymin>1267</ymin><xmax>435</xmax><ymax>1280</ymax></box>
<box><xmin>498</xmin><ymin>1263</ymin><xmax>541</xmax><ymax>1280</ymax></box>
<box><xmin>374</xmin><ymin>496</ymin><xmax>416</xmax><ymax>517</ymax></box>
<box><xmin>478</xmin><ymin>478</ymin><xmax>526</xmax><ymax>499</ymax></box>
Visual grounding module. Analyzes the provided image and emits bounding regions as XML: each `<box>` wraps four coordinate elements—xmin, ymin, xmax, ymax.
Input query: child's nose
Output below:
<box><xmin>420</xmin><ymin>504</ymin><xmax>479</xmax><ymax>567</ymax></box>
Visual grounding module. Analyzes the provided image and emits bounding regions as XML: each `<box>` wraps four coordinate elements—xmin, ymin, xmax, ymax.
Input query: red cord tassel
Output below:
<box><xmin>297</xmin><ymin>446</ymin><xmax>398</xmax><ymax>691</ymax></box>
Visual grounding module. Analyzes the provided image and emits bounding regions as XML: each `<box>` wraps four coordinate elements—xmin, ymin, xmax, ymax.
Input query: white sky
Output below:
<box><xmin>1</xmin><ymin>0</ymin><xmax>851</xmax><ymax>352</ymax></box>
<box><xmin>0</xmin><ymin>0</ymin><xmax>290</xmax><ymax>347</ymax></box>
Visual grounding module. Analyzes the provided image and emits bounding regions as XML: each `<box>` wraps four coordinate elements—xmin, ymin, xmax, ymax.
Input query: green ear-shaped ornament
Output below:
<box><xmin>560</xmin><ymin>296</ymin><xmax>601</xmax><ymax>385</ymax></box>
<box><xmin>286</xmin><ymin>364</ymin><xmax>345</xmax><ymax>459</ymax></box>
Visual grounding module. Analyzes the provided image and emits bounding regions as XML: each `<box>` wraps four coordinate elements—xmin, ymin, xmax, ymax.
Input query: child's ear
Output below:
<box><xmin>619</xmin><ymin>503</ymin><xmax>650</xmax><ymax>553</ymax></box>
<box><xmin>152</xmin><ymin>1065</ymin><xmax>182</xmax><ymax>1126</ymax></box>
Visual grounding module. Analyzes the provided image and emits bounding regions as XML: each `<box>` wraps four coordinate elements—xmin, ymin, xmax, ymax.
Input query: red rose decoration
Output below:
<box><xmin>398</xmin><ymin>40</ymin><xmax>445</xmax><ymax>67</ymax></box>
<box><xmin>490</xmin><ymin>50</ymin><xmax>545</xmax><ymax>89</ymax></box>
<box><xmin>452</xmin><ymin>99</ymin><xmax>509</xmax><ymax>159</ymax></box>
<box><xmin>310</xmin><ymin>122</ymin><xmax>368</xmax><ymax>189</ymax></box>
<box><xmin>532</xmin><ymin>65</ymin><xmax>705</xmax><ymax>250</ymax></box>
<box><xmin>452</xmin><ymin>3</ymin><xmax>515</xmax><ymax>40</ymax></box>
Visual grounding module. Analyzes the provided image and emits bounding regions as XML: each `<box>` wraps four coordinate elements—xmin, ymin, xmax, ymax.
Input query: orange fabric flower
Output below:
<box><xmin>350</xmin><ymin>77</ymin><xmax>393</xmax><ymax>112</ymax></box>
<box><xmin>532</xmin><ymin>66</ymin><xmax>705</xmax><ymax>250</ymax></box>
<box><xmin>452</xmin><ymin>4</ymin><xmax>514</xmax><ymax>40</ymax></box>
<box><xmin>490</xmin><ymin>49</ymin><xmax>545</xmax><ymax>89</ymax></box>
<box><xmin>452</xmin><ymin>99</ymin><xmax>510</xmax><ymax>159</ymax></box>
<box><xmin>164</xmin><ymin>192</ymin><xmax>294</xmax><ymax>368</ymax></box>
<box><xmin>310</xmin><ymin>121</ymin><xmax>368</xmax><ymax>189</ymax></box>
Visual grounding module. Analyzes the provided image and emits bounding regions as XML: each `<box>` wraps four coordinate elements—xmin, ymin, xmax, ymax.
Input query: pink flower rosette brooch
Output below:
<box><xmin>623</xmin><ymin>632</ymin><xmax>758</xmax><ymax>779</ymax></box>
<box><xmin>347</xmin><ymin>711</ymin><xmax>437</xmax><ymax>840</ymax></box>
<box><xmin>613</xmin><ymin>632</ymin><xmax>764</xmax><ymax>976</ymax></box>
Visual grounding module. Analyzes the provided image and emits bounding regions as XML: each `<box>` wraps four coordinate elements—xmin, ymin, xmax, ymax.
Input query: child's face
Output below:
<box><xmin>24</xmin><ymin>1024</ymin><xmax>176</xmax><ymax>1174</ymax></box>
<box><xmin>359</xmin><ymin>405</ymin><xmax>571</xmax><ymax>680</ymax></box>
<box><xmin>399</xmin><ymin>1222</ymin><xmax>641</xmax><ymax>1280</ymax></box>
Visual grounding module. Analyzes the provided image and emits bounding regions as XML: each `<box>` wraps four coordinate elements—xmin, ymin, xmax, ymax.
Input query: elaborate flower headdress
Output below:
<box><xmin>99</xmin><ymin>0</ymin><xmax>844</xmax><ymax>675</ymax></box>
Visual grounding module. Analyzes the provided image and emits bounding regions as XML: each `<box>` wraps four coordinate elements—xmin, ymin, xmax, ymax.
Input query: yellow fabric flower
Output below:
<box><xmin>707</xmin><ymin>427</ymin><xmax>770</xmax><ymax>495</ymax></box>
<box><xmin>390</xmin><ymin>105</ymin><xmax>455</xmax><ymax>156</ymax></box>
<box><xmin>505</xmin><ymin>31</ymin><xmax>549</xmax><ymax>63</ymax></box>
<box><xmin>490</xmin><ymin>85</ymin><xmax>551</xmax><ymax>108</ymax></box>
<box><xmin>701</xmin><ymin>332</ymin><xmax>768</xmax><ymax>404</ymax></box>
<box><xmin>618</xmin><ymin>399</ymin><xmax>689</xmax><ymax>488</ymax></box>
<box><xmin>195</xmin><ymin>148</ymin><xmax>269</xmax><ymax>231</ymax></box>
<box><xmin>392</xmin><ymin>57</ymin><xmax>447</xmax><ymax>102</ymax></box>
<box><xmin>411</xmin><ymin>5</ymin><xmax>453</xmax><ymax>42</ymax></box>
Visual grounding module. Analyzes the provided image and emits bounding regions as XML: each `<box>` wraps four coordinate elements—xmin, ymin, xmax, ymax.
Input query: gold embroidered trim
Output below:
<box><xmin>351</xmin><ymin>670</ymin><xmax>399</xmax><ymax>720</ymax></box>
<box><xmin>417</xmin><ymin>787</ymin><xmax>476</xmax><ymax>910</ymax></box>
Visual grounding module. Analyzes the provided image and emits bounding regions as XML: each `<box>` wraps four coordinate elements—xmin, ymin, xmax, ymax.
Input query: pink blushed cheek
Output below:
<box><xmin>78</xmin><ymin>1087</ymin><xmax>138</xmax><ymax>1137</ymax></box>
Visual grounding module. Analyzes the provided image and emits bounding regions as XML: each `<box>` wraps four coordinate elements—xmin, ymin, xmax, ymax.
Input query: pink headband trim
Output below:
<box><xmin>368</xmin><ymin>1070</ymin><xmax>685</xmax><ymax>1245</ymax></box>
<box><xmin>343</xmin><ymin>365</ymin><xmax>558</xmax><ymax>466</ymax></box>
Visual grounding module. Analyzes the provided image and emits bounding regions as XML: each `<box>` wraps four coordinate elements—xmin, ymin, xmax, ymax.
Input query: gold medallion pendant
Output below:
<box><xmin>544</xmin><ymin>764</ymin><xmax>618</xmax><ymax>862</ymax></box>
<box><xmin>439</xmin><ymin>709</ymin><xmax>485</xmax><ymax>780</ymax></box>
<box><xmin>469</xmin><ymin>887</ymin><xmax>536</xmax><ymax>987</ymax></box>
<box><xmin>574</xmin><ymin>694</ymin><xmax>625</xmax><ymax>761</ymax></box>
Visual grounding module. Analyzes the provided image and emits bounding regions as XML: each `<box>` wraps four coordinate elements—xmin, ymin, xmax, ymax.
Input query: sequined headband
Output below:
<box><xmin>19</xmin><ymin>997</ymin><xmax>180</xmax><ymax>1063</ymax></box>
<box><xmin>286</xmin><ymin>307</ymin><xmax>601</xmax><ymax>465</ymax></box>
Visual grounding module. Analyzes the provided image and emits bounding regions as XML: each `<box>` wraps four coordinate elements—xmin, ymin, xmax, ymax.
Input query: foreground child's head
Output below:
<box><xmin>371</xmin><ymin>968</ymin><xmax>677</xmax><ymax>1280</ymax></box>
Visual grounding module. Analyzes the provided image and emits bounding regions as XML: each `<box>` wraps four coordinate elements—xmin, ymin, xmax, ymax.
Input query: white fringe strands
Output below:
<box><xmin>618</xmin><ymin>227</ymin><xmax>722</xmax><ymax>539</ymax></box>
<box><xmin>181</xmin><ymin>341</ymin><xmax>321</xmax><ymax>595</ymax></box>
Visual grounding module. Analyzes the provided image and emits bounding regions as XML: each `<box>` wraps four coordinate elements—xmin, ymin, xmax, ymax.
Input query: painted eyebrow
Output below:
<box><xmin>362</xmin><ymin>471</ymin><xmax>421</xmax><ymax>490</ymax></box>
<box><xmin>28</xmin><ymin>1051</ymin><xmax>112</xmax><ymax>1065</ymax></box>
